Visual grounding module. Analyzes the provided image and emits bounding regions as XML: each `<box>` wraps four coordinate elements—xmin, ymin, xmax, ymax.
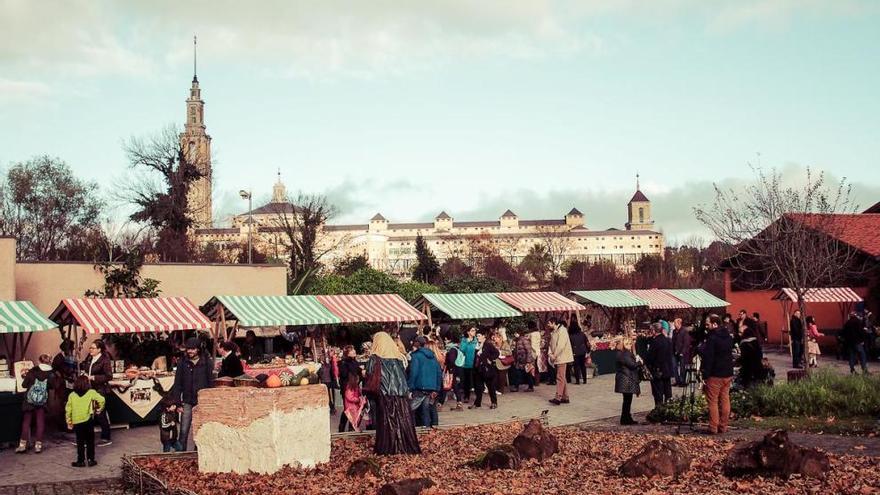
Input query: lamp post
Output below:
<box><xmin>239</xmin><ymin>189</ymin><xmax>253</xmax><ymax>264</ymax></box>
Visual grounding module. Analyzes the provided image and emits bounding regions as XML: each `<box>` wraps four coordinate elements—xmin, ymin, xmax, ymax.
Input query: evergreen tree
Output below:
<box><xmin>412</xmin><ymin>233</ymin><xmax>440</xmax><ymax>283</ymax></box>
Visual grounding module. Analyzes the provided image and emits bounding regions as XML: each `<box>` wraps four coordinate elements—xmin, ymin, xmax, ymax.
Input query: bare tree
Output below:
<box><xmin>694</xmin><ymin>167</ymin><xmax>870</xmax><ymax>368</ymax></box>
<box><xmin>535</xmin><ymin>225</ymin><xmax>574</xmax><ymax>274</ymax></box>
<box><xmin>268</xmin><ymin>192</ymin><xmax>344</xmax><ymax>283</ymax></box>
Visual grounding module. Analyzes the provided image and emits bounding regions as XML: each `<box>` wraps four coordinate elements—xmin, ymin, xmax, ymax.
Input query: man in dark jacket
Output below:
<box><xmin>170</xmin><ymin>338</ymin><xmax>214</xmax><ymax>451</ymax></box>
<box><xmin>700</xmin><ymin>314</ymin><xmax>735</xmax><ymax>434</ymax></box>
<box><xmin>408</xmin><ymin>336</ymin><xmax>443</xmax><ymax>427</ymax></box>
<box><xmin>790</xmin><ymin>310</ymin><xmax>805</xmax><ymax>369</ymax></box>
<box><xmin>841</xmin><ymin>312</ymin><xmax>869</xmax><ymax>374</ymax></box>
<box><xmin>671</xmin><ymin>318</ymin><xmax>691</xmax><ymax>386</ymax></box>
<box><xmin>645</xmin><ymin>323</ymin><xmax>674</xmax><ymax>407</ymax></box>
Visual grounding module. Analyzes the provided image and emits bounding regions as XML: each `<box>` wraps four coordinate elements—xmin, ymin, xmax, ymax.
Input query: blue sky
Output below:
<box><xmin>1</xmin><ymin>1</ymin><xmax>878</xmax><ymax>241</ymax></box>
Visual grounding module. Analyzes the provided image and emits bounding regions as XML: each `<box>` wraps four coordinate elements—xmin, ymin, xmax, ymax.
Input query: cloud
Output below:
<box><xmin>0</xmin><ymin>78</ymin><xmax>51</xmax><ymax>103</ymax></box>
<box><xmin>706</xmin><ymin>0</ymin><xmax>876</xmax><ymax>33</ymax></box>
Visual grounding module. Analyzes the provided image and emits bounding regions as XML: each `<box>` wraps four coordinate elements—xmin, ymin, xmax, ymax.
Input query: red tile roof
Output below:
<box><xmin>790</xmin><ymin>213</ymin><xmax>880</xmax><ymax>257</ymax></box>
<box><xmin>629</xmin><ymin>189</ymin><xmax>650</xmax><ymax>203</ymax></box>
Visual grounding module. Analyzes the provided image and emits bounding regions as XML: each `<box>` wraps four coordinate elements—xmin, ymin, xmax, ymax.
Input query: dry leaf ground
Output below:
<box><xmin>135</xmin><ymin>422</ymin><xmax>880</xmax><ymax>495</ymax></box>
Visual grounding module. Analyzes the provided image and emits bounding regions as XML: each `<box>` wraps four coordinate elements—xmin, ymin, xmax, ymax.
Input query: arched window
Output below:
<box><xmin>638</xmin><ymin>207</ymin><xmax>644</xmax><ymax>223</ymax></box>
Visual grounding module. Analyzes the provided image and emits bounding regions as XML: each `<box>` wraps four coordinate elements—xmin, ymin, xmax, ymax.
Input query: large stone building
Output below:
<box><xmin>195</xmin><ymin>173</ymin><xmax>665</xmax><ymax>275</ymax></box>
<box><xmin>182</xmin><ymin>38</ymin><xmax>213</xmax><ymax>229</ymax></box>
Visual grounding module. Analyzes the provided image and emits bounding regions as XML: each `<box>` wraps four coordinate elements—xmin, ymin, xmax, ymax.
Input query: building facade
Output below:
<box><xmin>181</xmin><ymin>40</ymin><xmax>213</xmax><ymax>229</ymax></box>
<box><xmin>194</xmin><ymin>174</ymin><xmax>665</xmax><ymax>275</ymax></box>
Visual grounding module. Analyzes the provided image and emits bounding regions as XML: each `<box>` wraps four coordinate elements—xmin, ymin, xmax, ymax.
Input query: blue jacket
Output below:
<box><xmin>407</xmin><ymin>347</ymin><xmax>443</xmax><ymax>392</ymax></box>
<box><xmin>459</xmin><ymin>338</ymin><xmax>477</xmax><ymax>369</ymax></box>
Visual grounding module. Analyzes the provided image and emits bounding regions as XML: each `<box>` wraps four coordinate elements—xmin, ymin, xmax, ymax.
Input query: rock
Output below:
<box><xmin>723</xmin><ymin>430</ymin><xmax>831</xmax><ymax>478</ymax></box>
<box><xmin>192</xmin><ymin>385</ymin><xmax>330</xmax><ymax>474</ymax></box>
<box><xmin>377</xmin><ymin>478</ymin><xmax>436</xmax><ymax>495</ymax></box>
<box><xmin>513</xmin><ymin>419</ymin><xmax>559</xmax><ymax>461</ymax></box>
<box><xmin>619</xmin><ymin>439</ymin><xmax>692</xmax><ymax>477</ymax></box>
<box><xmin>347</xmin><ymin>457</ymin><xmax>381</xmax><ymax>478</ymax></box>
<box><xmin>470</xmin><ymin>444</ymin><xmax>521</xmax><ymax>470</ymax></box>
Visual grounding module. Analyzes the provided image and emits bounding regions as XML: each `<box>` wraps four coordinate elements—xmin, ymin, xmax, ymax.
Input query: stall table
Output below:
<box><xmin>107</xmin><ymin>375</ymin><xmax>175</xmax><ymax>425</ymax></box>
<box><xmin>0</xmin><ymin>392</ymin><xmax>23</xmax><ymax>444</ymax></box>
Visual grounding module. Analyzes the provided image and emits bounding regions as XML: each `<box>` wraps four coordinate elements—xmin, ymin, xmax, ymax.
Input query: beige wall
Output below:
<box><xmin>0</xmin><ymin>238</ymin><xmax>15</xmax><ymax>300</ymax></box>
<box><xmin>8</xmin><ymin>257</ymin><xmax>286</xmax><ymax>362</ymax></box>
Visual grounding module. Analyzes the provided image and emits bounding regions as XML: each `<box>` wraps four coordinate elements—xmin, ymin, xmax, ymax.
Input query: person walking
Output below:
<box><xmin>471</xmin><ymin>330</ymin><xmax>500</xmax><ymax>409</ymax></box>
<box><xmin>366</xmin><ymin>331</ymin><xmax>420</xmax><ymax>455</ymax></box>
<box><xmin>444</xmin><ymin>338</ymin><xmax>465</xmax><ymax>411</ymax></box>
<box><xmin>841</xmin><ymin>312</ymin><xmax>869</xmax><ymax>374</ymax></box>
<box><xmin>15</xmin><ymin>354</ymin><xmax>53</xmax><ymax>454</ymax></box>
<box><xmin>547</xmin><ymin>317</ymin><xmax>574</xmax><ymax>405</ymax></box>
<box><xmin>66</xmin><ymin>375</ymin><xmax>105</xmax><ymax>467</ymax></box>
<box><xmin>408</xmin><ymin>336</ymin><xmax>443</xmax><ymax>426</ymax></box>
<box><xmin>700</xmin><ymin>314</ymin><xmax>735</xmax><ymax>435</ymax></box>
<box><xmin>80</xmin><ymin>340</ymin><xmax>113</xmax><ymax>446</ymax></box>
<box><xmin>217</xmin><ymin>341</ymin><xmax>244</xmax><ymax>378</ymax></box>
<box><xmin>458</xmin><ymin>327</ymin><xmax>478</xmax><ymax>403</ymax></box>
<box><xmin>672</xmin><ymin>318</ymin><xmax>691</xmax><ymax>387</ymax></box>
<box><xmin>568</xmin><ymin>320</ymin><xmax>589</xmax><ymax>385</ymax></box>
<box><xmin>789</xmin><ymin>310</ymin><xmax>805</xmax><ymax>369</ymax></box>
<box><xmin>169</xmin><ymin>338</ymin><xmax>214</xmax><ymax>451</ymax></box>
<box><xmin>806</xmin><ymin>316</ymin><xmax>824</xmax><ymax>368</ymax></box>
<box><xmin>645</xmin><ymin>323</ymin><xmax>674</xmax><ymax>408</ymax></box>
<box><xmin>614</xmin><ymin>337</ymin><xmax>640</xmax><ymax>425</ymax></box>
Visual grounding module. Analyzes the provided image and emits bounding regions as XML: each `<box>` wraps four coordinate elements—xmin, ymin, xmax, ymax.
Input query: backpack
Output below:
<box><xmin>453</xmin><ymin>347</ymin><xmax>465</xmax><ymax>368</ymax></box>
<box><xmin>26</xmin><ymin>377</ymin><xmax>48</xmax><ymax>407</ymax></box>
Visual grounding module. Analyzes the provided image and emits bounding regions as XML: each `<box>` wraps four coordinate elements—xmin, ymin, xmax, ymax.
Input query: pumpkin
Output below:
<box><xmin>278</xmin><ymin>371</ymin><xmax>294</xmax><ymax>386</ymax></box>
<box><xmin>307</xmin><ymin>373</ymin><xmax>319</xmax><ymax>385</ymax></box>
<box><xmin>265</xmin><ymin>374</ymin><xmax>282</xmax><ymax>388</ymax></box>
<box><xmin>299</xmin><ymin>377</ymin><xmax>310</xmax><ymax>386</ymax></box>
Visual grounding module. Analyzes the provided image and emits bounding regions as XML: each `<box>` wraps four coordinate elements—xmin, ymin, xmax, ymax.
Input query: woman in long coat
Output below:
<box><xmin>614</xmin><ymin>337</ymin><xmax>640</xmax><ymax>425</ymax></box>
<box><xmin>366</xmin><ymin>332</ymin><xmax>420</xmax><ymax>455</ymax></box>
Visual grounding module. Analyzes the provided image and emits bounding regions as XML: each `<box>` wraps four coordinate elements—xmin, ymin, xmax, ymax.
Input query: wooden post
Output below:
<box><xmin>423</xmin><ymin>302</ymin><xmax>433</xmax><ymax>328</ymax></box>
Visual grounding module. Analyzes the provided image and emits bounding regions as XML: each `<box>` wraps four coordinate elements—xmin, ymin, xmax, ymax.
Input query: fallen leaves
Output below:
<box><xmin>132</xmin><ymin>423</ymin><xmax>880</xmax><ymax>495</ymax></box>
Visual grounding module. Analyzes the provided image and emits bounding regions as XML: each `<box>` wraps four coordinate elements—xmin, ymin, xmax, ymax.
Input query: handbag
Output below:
<box><xmin>442</xmin><ymin>371</ymin><xmax>453</xmax><ymax>391</ymax></box>
<box><xmin>362</xmin><ymin>357</ymin><xmax>382</xmax><ymax>395</ymax></box>
<box><xmin>500</xmin><ymin>355</ymin><xmax>515</xmax><ymax>366</ymax></box>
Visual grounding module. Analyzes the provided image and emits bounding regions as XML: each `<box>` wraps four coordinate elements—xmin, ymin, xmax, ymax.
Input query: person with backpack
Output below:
<box><xmin>15</xmin><ymin>354</ymin><xmax>54</xmax><ymax>454</ymax></box>
<box><xmin>444</xmin><ymin>334</ymin><xmax>467</xmax><ymax>411</ymax></box>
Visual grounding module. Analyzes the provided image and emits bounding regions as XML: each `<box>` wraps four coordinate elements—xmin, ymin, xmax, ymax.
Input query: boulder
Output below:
<box><xmin>513</xmin><ymin>419</ymin><xmax>558</xmax><ymax>461</ymax></box>
<box><xmin>377</xmin><ymin>478</ymin><xmax>436</xmax><ymax>495</ymax></box>
<box><xmin>723</xmin><ymin>430</ymin><xmax>831</xmax><ymax>478</ymax></box>
<box><xmin>192</xmin><ymin>385</ymin><xmax>330</xmax><ymax>474</ymax></box>
<box><xmin>618</xmin><ymin>439</ymin><xmax>692</xmax><ymax>478</ymax></box>
<box><xmin>347</xmin><ymin>457</ymin><xmax>381</xmax><ymax>478</ymax></box>
<box><xmin>470</xmin><ymin>444</ymin><xmax>521</xmax><ymax>470</ymax></box>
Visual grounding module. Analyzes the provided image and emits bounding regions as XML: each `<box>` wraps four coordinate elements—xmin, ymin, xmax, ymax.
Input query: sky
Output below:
<box><xmin>1</xmin><ymin>0</ymin><xmax>878</xmax><ymax>243</ymax></box>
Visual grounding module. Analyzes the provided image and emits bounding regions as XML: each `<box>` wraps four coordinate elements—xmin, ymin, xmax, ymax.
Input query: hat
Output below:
<box><xmin>414</xmin><ymin>335</ymin><xmax>428</xmax><ymax>347</ymax></box>
<box><xmin>184</xmin><ymin>337</ymin><xmax>201</xmax><ymax>350</ymax></box>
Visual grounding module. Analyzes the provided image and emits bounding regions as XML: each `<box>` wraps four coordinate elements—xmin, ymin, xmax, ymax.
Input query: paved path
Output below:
<box><xmin>0</xmin><ymin>370</ymin><xmax>654</xmax><ymax>487</ymax></box>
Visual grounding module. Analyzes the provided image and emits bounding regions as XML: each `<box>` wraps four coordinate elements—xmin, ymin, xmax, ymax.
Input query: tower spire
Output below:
<box><xmin>636</xmin><ymin>173</ymin><xmax>640</xmax><ymax>191</ymax></box>
<box><xmin>192</xmin><ymin>35</ymin><xmax>198</xmax><ymax>83</ymax></box>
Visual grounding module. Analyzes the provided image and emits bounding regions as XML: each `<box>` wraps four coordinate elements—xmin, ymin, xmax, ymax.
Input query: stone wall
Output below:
<box><xmin>192</xmin><ymin>385</ymin><xmax>330</xmax><ymax>474</ymax></box>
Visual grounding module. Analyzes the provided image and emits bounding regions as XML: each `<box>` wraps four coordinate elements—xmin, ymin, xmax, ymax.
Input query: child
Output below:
<box><xmin>159</xmin><ymin>397</ymin><xmax>182</xmax><ymax>452</ymax></box>
<box><xmin>65</xmin><ymin>375</ymin><xmax>105</xmax><ymax>467</ymax></box>
<box><xmin>806</xmin><ymin>316</ymin><xmax>824</xmax><ymax>368</ymax></box>
<box><xmin>341</xmin><ymin>371</ymin><xmax>366</xmax><ymax>432</ymax></box>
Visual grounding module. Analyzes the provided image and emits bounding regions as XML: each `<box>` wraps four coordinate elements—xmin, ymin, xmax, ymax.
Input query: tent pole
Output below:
<box><xmin>11</xmin><ymin>334</ymin><xmax>18</xmax><ymax>363</ymax></box>
<box><xmin>23</xmin><ymin>332</ymin><xmax>33</xmax><ymax>358</ymax></box>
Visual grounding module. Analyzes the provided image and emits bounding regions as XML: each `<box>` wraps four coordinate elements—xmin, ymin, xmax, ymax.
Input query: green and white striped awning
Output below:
<box><xmin>419</xmin><ymin>293</ymin><xmax>522</xmax><ymax>320</ymax></box>
<box><xmin>569</xmin><ymin>290</ymin><xmax>649</xmax><ymax>309</ymax></box>
<box><xmin>0</xmin><ymin>301</ymin><xmax>58</xmax><ymax>334</ymax></box>
<box><xmin>204</xmin><ymin>295</ymin><xmax>342</xmax><ymax>327</ymax></box>
<box><xmin>662</xmin><ymin>289</ymin><xmax>729</xmax><ymax>309</ymax></box>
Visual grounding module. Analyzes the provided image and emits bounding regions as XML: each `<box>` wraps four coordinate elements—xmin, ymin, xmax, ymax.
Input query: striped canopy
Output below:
<box><xmin>316</xmin><ymin>294</ymin><xmax>426</xmax><ymax>324</ymax></box>
<box><xmin>773</xmin><ymin>287</ymin><xmax>863</xmax><ymax>303</ymax></box>
<box><xmin>49</xmin><ymin>297</ymin><xmax>213</xmax><ymax>334</ymax></box>
<box><xmin>419</xmin><ymin>293</ymin><xmax>522</xmax><ymax>320</ymax></box>
<box><xmin>662</xmin><ymin>289</ymin><xmax>729</xmax><ymax>309</ymax></box>
<box><xmin>0</xmin><ymin>301</ymin><xmax>58</xmax><ymax>334</ymax></box>
<box><xmin>627</xmin><ymin>289</ymin><xmax>691</xmax><ymax>310</ymax></box>
<box><xmin>496</xmin><ymin>292</ymin><xmax>585</xmax><ymax>313</ymax></box>
<box><xmin>570</xmin><ymin>290</ymin><xmax>648</xmax><ymax>308</ymax></box>
<box><xmin>204</xmin><ymin>295</ymin><xmax>341</xmax><ymax>327</ymax></box>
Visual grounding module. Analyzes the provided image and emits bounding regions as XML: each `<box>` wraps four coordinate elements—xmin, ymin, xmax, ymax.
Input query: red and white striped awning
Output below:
<box><xmin>496</xmin><ymin>292</ymin><xmax>586</xmax><ymax>313</ymax></box>
<box><xmin>49</xmin><ymin>297</ymin><xmax>213</xmax><ymax>334</ymax></box>
<box><xmin>315</xmin><ymin>294</ymin><xmax>427</xmax><ymax>324</ymax></box>
<box><xmin>773</xmin><ymin>287</ymin><xmax>863</xmax><ymax>303</ymax></box>
<box><xmin>627</xmin><ymin>289</ymin><xmax>691</xmax><ymax>310</ymax></box>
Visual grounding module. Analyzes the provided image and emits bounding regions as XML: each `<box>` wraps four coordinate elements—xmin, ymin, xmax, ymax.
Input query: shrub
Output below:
<box><xmin>746</xmin><ymin>370</ymin><xmax>880</xmax><ymax>418</ymax></box>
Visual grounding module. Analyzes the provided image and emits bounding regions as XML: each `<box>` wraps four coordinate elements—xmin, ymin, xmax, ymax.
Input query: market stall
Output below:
<box><xmin>48</xmin><ymin>297</ymin><xmax>213</xmax><ymax>425</ymax></box>
<box><xmin>772</xmin><ymin>287</ymin><xmax>862</xmax><ymax>347</ymax></box>
<box><xmin>315</xmin><ymin>294</ymin><xmax>428</xmax><ymax>324</ymax></box>
<box><xmin>0</xmin><ymin>301</ymin><xmax>57</xmax><ymax>443</ymax></box>
<box><xmin>415</xmin><ymin>292</ymin><xmax>522</xmax><ymax>325</ymax></box>
<box><xmin>569</xmin><ymin>290</ymin><xmax>648</xmax><ymax>374</ymax></box>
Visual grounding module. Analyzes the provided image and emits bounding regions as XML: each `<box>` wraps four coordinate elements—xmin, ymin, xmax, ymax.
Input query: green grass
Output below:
<box><xmin>732</xmin><ymin>416</ymin><xmax>880</xmax><ymax>436</ymax></box>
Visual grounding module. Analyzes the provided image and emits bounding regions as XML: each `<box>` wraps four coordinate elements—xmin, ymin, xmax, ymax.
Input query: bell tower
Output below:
<box><xmin>626</xmin><ymin>174</ymin><xmax>653</xmax><ymax>231</ymax></box>
<box><xmin>181</xmin><ymin>36</ymin><xmax>213</xmax><ymax>228</ymax></box>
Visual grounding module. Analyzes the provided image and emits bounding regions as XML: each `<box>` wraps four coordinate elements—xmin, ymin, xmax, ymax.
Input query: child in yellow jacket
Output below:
<box><xmin>65</xmin><ymin>375</ymin><xmax>106</xmax><ymax>467</ymax></box>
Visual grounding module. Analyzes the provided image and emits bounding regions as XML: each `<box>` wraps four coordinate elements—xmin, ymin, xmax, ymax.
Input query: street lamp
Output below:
<box><xmin>239</xmin><ymin>189</ymin><xmax>253</xmax><ymax>264</ymax></box>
